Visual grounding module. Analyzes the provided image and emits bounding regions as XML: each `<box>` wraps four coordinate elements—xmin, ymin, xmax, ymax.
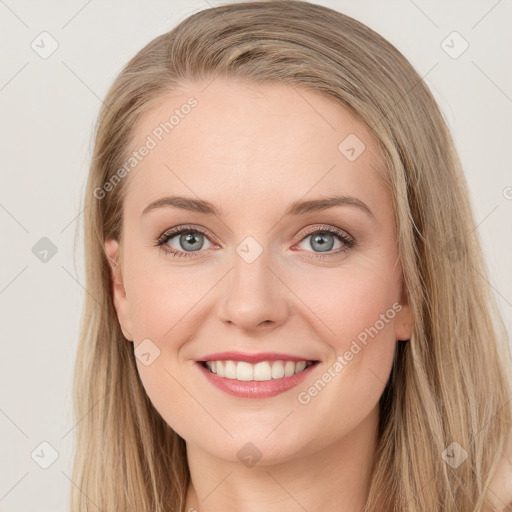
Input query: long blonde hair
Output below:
<box><xmin>72</xmin><ymin>1</ymin><xmax>512</xmax><ymax>510</ymax></box>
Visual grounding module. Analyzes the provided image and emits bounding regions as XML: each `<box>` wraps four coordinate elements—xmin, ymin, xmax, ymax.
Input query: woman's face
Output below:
<box><xmin>105</xmin><ymin>78</ymin><xmax>413</xmax><ymax>464</ymax></box>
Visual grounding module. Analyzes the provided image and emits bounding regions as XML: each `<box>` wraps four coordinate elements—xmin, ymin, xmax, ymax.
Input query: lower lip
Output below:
<box><xmin>196</xmin><ymin>361</ymin><xmax>320</xmax><ymax>399</ymax></box>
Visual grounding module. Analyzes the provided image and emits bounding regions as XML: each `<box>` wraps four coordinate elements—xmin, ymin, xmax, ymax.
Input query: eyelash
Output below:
<box><xmin>154</xmin><ymin>224</ymin><xmax>356</xmax><ymax>260</ymax></box>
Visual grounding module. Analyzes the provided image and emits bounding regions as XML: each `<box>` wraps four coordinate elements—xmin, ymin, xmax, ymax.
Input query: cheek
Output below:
<box><xmin>290</xmin><ymin>260</ymin><xmax>400</xmax><ymax>415</ymax></box>
<box><xmin>122</xmin><ymin>249</ymin><xmax>210</xmax><ymax>342</ymax></box>
<box><xmin>290</xmin><ymin>268</ymin><xmax>399</xmax><ymax>436</ymax></box>
<box><xmin>293</xmin><ymin>261</ymin><xmax>401</xmax><ymax>352</ymax></box>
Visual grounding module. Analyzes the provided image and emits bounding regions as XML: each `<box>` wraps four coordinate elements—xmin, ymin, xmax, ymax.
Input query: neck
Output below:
<box><xmin>184</xmin><ymin>405</ymin><xmax>379</xmax><ymax>512</ymax></box>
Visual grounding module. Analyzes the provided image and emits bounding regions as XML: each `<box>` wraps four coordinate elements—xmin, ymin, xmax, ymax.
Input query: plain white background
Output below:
<box><xmin>0</xmin><ymin>1</ymin><xmax>511</xmax><ymax>510</ymax></box>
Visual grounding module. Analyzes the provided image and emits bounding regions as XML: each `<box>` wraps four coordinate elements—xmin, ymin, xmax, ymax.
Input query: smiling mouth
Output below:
<box><xmin>199</xmin><ymin>359</ymin><xmax>319</xmax><ymax>381</ymax></box>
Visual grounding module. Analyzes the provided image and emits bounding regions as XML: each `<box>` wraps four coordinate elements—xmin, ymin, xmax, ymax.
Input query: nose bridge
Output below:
<box><xmin>216</xmin><ymin>234</ymin><xmax>292</xmax><ymax>329</ymax></box>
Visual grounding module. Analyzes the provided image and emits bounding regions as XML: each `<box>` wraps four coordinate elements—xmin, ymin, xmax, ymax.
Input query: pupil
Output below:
<box><xmin>182</xmin><ymin>232</ymin><xmax>202</xmax><ymax>251</ymax></box>
<box><xmin>312</xmin><ymin>233</ymin><xmax>333</xmax><ymax>252</ymax></box>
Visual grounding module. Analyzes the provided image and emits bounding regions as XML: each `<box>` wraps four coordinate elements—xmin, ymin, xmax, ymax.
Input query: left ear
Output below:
<box><xmin>394</xmin><ymin>302</ymin><xmax>414</xmax><ymax>341</ymax></box>
<box><xmin>104</xmin><ymin>238</ymin><xmax>134</xmax><ymax>342</ymax></box>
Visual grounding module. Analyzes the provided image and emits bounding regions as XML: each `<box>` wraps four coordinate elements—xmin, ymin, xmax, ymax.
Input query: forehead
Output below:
<box><xmin>123</xmin><ymin>78</ymin><xmax>389</xmax><ymax>219</ymax></box>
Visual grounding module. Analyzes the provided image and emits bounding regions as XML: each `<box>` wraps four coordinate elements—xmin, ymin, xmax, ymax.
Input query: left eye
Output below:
<box><xmin>295</xmin><ymin>230</ymin><xmax>350</xmax><ymax>254</ymax></box>
<box><xmin>157</xmin><ymin>227</ymin><xmax>214</xmax><ymax>257</ymax></box>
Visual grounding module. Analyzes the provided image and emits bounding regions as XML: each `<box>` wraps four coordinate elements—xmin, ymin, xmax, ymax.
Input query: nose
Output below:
<box><xmin>216</xmin><ymin>243</ymin><xmax>293</xmax><ymax>331</ymax></box>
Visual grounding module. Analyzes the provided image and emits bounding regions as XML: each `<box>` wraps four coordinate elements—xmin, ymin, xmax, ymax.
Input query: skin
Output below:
<box><xmin>105</xmin><ymin>77</ymin><xmax>414</xmax><ymax>512</ymax></box>
<box><xmin>490</xmin><ymin>435</ymin><xmax>512</xmax><ymax>510</ymax></box>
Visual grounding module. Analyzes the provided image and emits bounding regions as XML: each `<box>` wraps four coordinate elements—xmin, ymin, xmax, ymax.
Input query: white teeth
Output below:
<box><xmin>204</xmin><ymin>360</ymin><xmax>313</xmax><ymax>381</ymax></box>
<box><xmin>236</xmin><ymin>361</ymin><xmax>253</xmax><ymax>381</ymax></box>
<box><xmin>294</xmin><ymin>361</ymin><xmax>307</xmax><ymax>374</ymax></box>
<box><xmin>271</xmin><ymin>361</ymin><xmax>285</xmax><ymax>379</ymax></box>
<box><xmin>224</xmin><ymin>361</ymin><xmax>237</xmax><ymax>379</ymax></box>
<box><xmin>284</xmin><ymin>361</ymin><xmax>296</xmax><ymax>377</ymax></box>
<box><xmin>254</xmin><ymin>361</ymin><xmax>271</xmax><ymax>381</ymax></box>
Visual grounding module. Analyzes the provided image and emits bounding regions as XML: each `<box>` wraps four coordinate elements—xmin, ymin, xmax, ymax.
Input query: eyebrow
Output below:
<box><xmin>141</xmin><ymin>194</ymin><xmax>375</xmax><ymax>219</ymax></box>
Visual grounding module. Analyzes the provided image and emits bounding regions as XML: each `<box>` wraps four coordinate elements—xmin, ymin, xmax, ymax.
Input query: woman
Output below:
<box><xmin>72</xmin><ymin>1</ymin><xmax>512</xmax><ymax>510</ymax></box>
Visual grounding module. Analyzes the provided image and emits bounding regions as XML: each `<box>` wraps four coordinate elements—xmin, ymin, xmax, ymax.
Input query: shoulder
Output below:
<box><xmin>489</xmin><ymin>434</ymin><xmax>512</xmax><ymax>511</ymax></box>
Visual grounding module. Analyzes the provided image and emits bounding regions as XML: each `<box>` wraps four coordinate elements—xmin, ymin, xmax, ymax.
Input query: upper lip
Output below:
<box><xmin>196</xmin><ymin>352</ymin><xmax>319</xmax><ymax>364</ymax></box>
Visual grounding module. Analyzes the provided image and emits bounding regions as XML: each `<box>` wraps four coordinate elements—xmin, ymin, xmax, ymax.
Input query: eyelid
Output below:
<box><xmin>297</xmin><ymin>224</ymin><xmax>354</xmax><ymax>241</ymax></box>
<box><xmin>156</xmin><ymin>224</ymin><xmax>219</xmax><ymax>246</ymax></box>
